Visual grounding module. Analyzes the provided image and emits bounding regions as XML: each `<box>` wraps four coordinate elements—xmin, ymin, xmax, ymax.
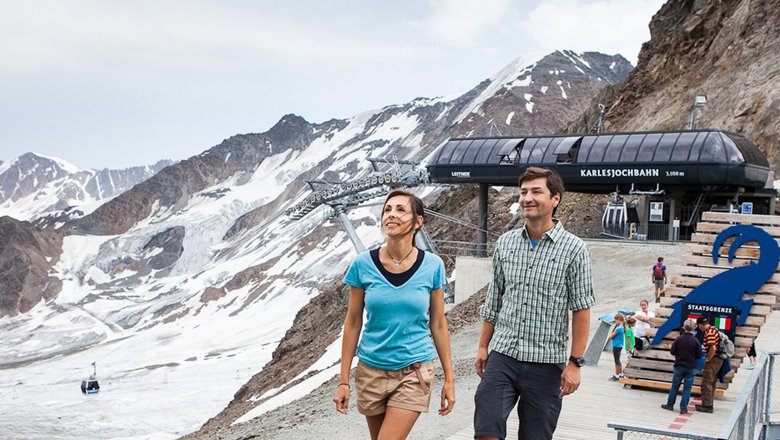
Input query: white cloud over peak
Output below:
<box><xmin>523</xmin><ymin>0</ymin><xmax>662</xmax><ymax>63</ymax></box>
<box><xmin>424</xmin><ymin>0</ymin><xmax>510</xmax><ymax>47</ymax></box>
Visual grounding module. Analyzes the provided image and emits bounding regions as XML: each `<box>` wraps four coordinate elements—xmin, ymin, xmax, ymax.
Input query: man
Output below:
<box><xmin>652</xmin><ymin>257</ymin><xmax>668</xmax><ymax>303</ymax></box>
<box><xmin>473</xmin><ymin>166</ymin><xmax>595</xmax><ymax>440</ymax></box>
<box><xmin>634</xmin><ymin>299</ymin><xmax>656</xmax><ymax>350</ymax></box>
<box><xmin>696</xmin><ymin>317</ymin><xmax>723</xmax><ymax>413</ymax></box>
<box><xmin>662</xmin><ymin>319</ymin><xmax>702</xmax><ymax>414</ymax></box>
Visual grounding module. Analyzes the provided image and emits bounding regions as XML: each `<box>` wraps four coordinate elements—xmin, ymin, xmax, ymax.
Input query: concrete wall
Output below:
<box><xmin>454</xmin><ymin>256</ymin><xmax>492</xmax><ymax>304</ymax></box>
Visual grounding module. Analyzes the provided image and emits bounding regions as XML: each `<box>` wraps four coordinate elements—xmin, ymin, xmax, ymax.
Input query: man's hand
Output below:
<box><xmin>475</xmin><ymin>347</ymin><xmax>489</xmax><ymax>377</ymax></box>
<box><xmin>559</xmin><ymin>363</ymin><xmax>582</xmax><ymax>398</ymax></box>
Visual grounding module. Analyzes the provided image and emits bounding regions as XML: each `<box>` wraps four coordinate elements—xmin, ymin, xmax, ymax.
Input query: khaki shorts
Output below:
<box><xmin>355</xmin><ymin>360</ymin><xmax>435</xmax><ymax>416</ymax></box>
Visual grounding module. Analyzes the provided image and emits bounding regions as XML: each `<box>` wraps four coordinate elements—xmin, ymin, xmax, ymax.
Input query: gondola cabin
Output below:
<box><xmin>81</xmin><ymin>377</ymin><xmax>100</xmax><ymax>394</ymax></box>
<box><xmin>81</xmin><ymin>362</ymin><xmax>100</xmax><ymax>395</ymax></box>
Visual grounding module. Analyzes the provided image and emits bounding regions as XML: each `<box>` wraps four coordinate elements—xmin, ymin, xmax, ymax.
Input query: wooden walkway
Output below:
<box><xmin>446</xmin><ymin>306</ymin><xmax>780</xmax><ymax>439</ymax></box>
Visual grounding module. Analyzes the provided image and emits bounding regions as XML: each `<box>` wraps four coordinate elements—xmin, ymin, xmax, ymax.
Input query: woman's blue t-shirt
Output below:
<box><xmin>344</xmin><ymin>249</ymin><xmax>445</xmax><ymax>370</ymax></box>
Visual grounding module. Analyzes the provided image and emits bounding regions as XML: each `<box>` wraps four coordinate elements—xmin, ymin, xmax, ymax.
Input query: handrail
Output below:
<box><xmin>606</xmin><ymin>422</ymin><xmax>726</xmax><ymax>439</ymax></box>
<box><xmin>718</xmin><ymin>352</ymin><xmax>772</xmax><ymax>438</ymax></box>
<box><xmin>609</xmin><ymin>351</ymin><xmax>780</xmax><ymax>439</ymax></box>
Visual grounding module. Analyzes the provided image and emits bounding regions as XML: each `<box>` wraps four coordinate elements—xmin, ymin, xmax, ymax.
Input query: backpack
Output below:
<box><xmin>716</xmin><ymin>329</ymin><xmax>735</xmax><ymax>359</ymax></box>
<box><xmin>652</xmin><ymin>263</ymin><xmax>664</xmax><ymax>280</ymax></box>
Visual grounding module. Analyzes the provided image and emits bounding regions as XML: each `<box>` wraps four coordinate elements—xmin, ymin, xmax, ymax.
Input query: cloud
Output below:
<box><xmin>0</xmin><ymin>1</ymin><xmax>435</xmax><ymax>75</ymax></box>
<box><xmin>424</xmin><ymin>0</ymin><xmax>511</xmax><ymax>48</ymax></box>
<box><xmin>522</xmin><ymin>0</ymin><xmax>664</xmax><ymax>63</ymax></box>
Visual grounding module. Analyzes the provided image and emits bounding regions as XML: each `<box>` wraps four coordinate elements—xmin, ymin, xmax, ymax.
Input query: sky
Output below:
<box><xmin>0</xmin><ymin>0</ymin><xmax>666</xmax><ymax>170</ymax></box>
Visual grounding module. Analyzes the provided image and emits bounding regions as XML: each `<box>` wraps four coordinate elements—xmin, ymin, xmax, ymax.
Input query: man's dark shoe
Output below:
<box><xmin>661</xmin><ymin>404</ymin><xmax>674</xmax><ymax>411</ymax></box>
<box><xmin>680</xmin><ymin>408</ymin><xmax>689</xmax><ymax>414</ymax></box>
<box><xmin>695</xmin><ymin>404</ymin><xmax>714</xmax><ymax>413</ymax></box>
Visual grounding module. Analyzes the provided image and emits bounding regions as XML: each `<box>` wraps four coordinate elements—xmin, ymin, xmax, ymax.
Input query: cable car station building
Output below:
<box><xmin>427</xmin><ymin>129</ymin><xmax>775</xmax><ymax>243</ymax></box>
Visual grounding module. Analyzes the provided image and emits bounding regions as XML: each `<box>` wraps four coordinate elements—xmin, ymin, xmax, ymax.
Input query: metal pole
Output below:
<box><xmin>415</xmin><ymin>227</ymin><xmax>454</xmax><ymax>303</ymax></box>
<box><xmin>689</xmin><ymin>106</ymin><xmax>698</xmax><ymax>129</ymax></box>
<box><xmin>768</xmin><ymin>355</ymin><xmax>775</xmax><ymax>424</ymax></box>
<box><xmin>337</xmin><ymin>211</ymin><xmax>366</xmax><ymax>254</ymax></box>
<box><xmin>477</xmin><ymin>183</ymin><xmax>488</xmax><ymax>257</ymax></box>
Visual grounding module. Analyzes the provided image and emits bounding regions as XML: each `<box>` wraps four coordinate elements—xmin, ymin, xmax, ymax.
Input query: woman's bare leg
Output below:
<box><xmin>366</xmin><ymin>413</ymin><xmax>385</xmax><ymax>440</ymax></box>
<box><xmin>377</xmin><ymin>407</ymin><xmax>420</xmax><ymax>440</ymax></box>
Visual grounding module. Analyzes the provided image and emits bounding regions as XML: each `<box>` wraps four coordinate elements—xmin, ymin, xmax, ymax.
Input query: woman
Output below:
<box><xmin>332</xmin><ymin>189</ymin><xmax>455</xmax><ymax>439</ymax></box>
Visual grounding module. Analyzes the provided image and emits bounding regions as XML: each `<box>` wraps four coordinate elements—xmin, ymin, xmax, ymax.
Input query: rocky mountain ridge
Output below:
<box><xmin>0</xmin><ymin>152</ymin><xmax>172</xmax><ymax>222</ymax></box>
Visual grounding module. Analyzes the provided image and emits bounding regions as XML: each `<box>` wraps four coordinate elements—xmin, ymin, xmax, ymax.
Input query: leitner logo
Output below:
<box><xmin>580</xmin><ymin>168</ymin><xmax>659</xmax><ymax>178</ymax></box>
<box><xmin>451</xmin><ymin>171</ymin><xmax>471</xmax><ymax>178</ymax></box>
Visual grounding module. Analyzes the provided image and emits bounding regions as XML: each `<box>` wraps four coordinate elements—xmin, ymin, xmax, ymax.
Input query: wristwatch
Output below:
<box><xmin>569</xmin><ymin>356</ymin><xmax>586</xmax><ymax>368</ymax></box>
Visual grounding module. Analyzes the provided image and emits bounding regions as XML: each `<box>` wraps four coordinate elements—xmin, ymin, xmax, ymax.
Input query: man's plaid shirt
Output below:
<box><xmin>480</xmin><ymin>220</ymin><xmax>595</xmax><ymax>364</ymax></box>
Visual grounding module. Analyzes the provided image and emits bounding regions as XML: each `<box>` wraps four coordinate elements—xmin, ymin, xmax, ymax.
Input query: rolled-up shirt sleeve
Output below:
<box><xmin>480</xmin><ymin>240</ymin><xmax>505</xmax><ymax>324</ymax></box>
<box><xmin>566</xmin><ymin>245</ymin><xmax>595</xmax><ymax>311</ymax></box>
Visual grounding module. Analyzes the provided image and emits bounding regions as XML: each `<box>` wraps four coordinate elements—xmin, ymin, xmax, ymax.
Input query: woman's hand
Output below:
<box><xmin>439</xmin><ymin>381</ymin><xmax>455</xmax><ymax>415</ymax></box>
<box><xmin>332</xmin><ymin>384</ymin><xmax>350</xmax><ymax>414</ymax></box>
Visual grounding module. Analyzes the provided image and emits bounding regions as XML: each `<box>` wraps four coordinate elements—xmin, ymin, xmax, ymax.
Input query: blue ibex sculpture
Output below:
<box><xmin>652</xmin><ymin>224</ymin><xmax>779</xmax><ymax>345</ymax></box>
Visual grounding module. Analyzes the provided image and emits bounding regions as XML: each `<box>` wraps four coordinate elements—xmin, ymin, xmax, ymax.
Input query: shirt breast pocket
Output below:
<box><xmin>532</xmin><ymin>258</ymin><xmax>567</xmax><ymax>307</ymax></box>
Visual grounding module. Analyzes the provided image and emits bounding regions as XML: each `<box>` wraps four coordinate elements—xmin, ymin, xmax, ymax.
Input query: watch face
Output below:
<box><xmin>570</xmin><ymin>356</ymin><xmax>585</xmax><ymax>367</ymax></box>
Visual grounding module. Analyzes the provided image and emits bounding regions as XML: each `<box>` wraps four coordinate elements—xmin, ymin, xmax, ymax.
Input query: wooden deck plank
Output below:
<box><xmin>702</xmin><ymin>211</ymin><xmax>780</xmax><ymax>226</ymax></box>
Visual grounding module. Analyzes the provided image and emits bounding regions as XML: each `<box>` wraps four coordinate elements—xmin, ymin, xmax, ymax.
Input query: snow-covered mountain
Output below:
<box><xmin>0</xmin><ymin>51</ymin><xmax>630</xmax><ymax>439</ymax></box>
<box><xmin>0</xmin><ymin>152</ymin><xmax>172</xmax><ymax>222</ymax></box>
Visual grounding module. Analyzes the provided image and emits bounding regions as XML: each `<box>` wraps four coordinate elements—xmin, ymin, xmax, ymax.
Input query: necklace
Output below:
<box><xmin>387</xmin><ymin>246</ymin><xmax>415</xmax><ymax>266</ymax></box>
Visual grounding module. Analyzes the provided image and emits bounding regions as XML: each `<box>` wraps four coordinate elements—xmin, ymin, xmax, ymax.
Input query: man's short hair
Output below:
<box><xmin>684</xmin><ymin>320</ymin><xmax>696</xmax><ymax>333</ymax></box>
<box><xmin>518</xmin><ymin>166</ymin><xmax>565</xmax><ymax>198</ymax></box>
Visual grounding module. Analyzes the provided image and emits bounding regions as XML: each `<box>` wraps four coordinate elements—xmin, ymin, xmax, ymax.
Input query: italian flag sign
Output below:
<box><xmin>713</xmin><ymin>316</ymin><xmax>732</xmax><ymax>330</ymax></box>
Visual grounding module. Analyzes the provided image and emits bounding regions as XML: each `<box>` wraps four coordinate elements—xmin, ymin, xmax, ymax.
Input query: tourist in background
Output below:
<box><xmin>652</xmin><ymin>257</ymin><xmax>668</xmax><ymax>303</ymax></box>
<box><xmin>625</xmin><ymin>315</ymin><xmax>636</xmax><ymax>367</ymax></box>
<box><xmin>695</xmin><ymin>317</ymin><xmax>723</xmax><ymax>413</ymax></box>
<box><xmin>662</xmin><ymin>319</ymin><xmax>702</xmax><ymax>414</ymax></box>
<box><xmin>745</xmin><ymin>342</ymin><xmax>757</xmax><ymax>369</ymax></box>
<box><xmin>609</xmin><ymin>313</ymin><xmax>626</xmax><ymax>381</ymax></box>
<box><xmin>634</xmin><ymin>299</ymin><xmax>656</xmax><ymax>350</ymax></box>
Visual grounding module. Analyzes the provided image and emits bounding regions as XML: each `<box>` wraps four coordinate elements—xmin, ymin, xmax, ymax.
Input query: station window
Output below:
<box><xmin>519</xmin><ymin>138</ymin><xmax>537</xmax><ymax>163</ymax></box>
<box><xmin>619</xmin><ymin>134</ymin><xmax>645</xmax><ymax>162</ymax></box>
<box><xmin>586</xmin><ymin>135</ymin><xmax>613</xmax><ymax>162</ymax></box>
<box><xmin>604</xmin><ymin>134</ymin><xmax>628</xmax><ymax>162</ymax></box>
<box><xmin>463</xmin><ymin>139</ymin><xmax>491</xmax><ymax>164</ymax></box>
<box><xmin>450</xmin><ymin>139</ymin><xmax>481</xmax><ymax>164</ymax></box>
<box><xmin>528</xmin><ymin>138</ymin><xmax>552</xmax><ymax>163</ymax></box>
<box><xmin>576</xmin><ymin>136</ymin><xmax>597</xmax><ymax>162</ymax></box>
<box><xmin>653</xmin><ymin>133</ymin><xmax>679</xmax><ymax>161</ymax></box>
<box><xmin>671</xmin><ymin>132</ymin><xmax>697</xmax><ymax>161</ymax></box>
<box><xmin>637</xmin><ymin>133</ymin><xmax>662</xmax><ymax>161</ymax></box>
<box><xmin>698</xmin><ymin>133</ymin><xmax>726</xmax><ymax>162</ymax></box>
<box><xmin>438</xmin><ymin>140</ymin><xmax>462</xmax><ymax>164</ymax></box>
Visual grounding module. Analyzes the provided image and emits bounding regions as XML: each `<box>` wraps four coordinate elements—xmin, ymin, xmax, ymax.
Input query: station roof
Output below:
<box><xmin>427</xmin><ymin>129</ymin><xmax>771</xmax><ymax>193</ymax></box>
